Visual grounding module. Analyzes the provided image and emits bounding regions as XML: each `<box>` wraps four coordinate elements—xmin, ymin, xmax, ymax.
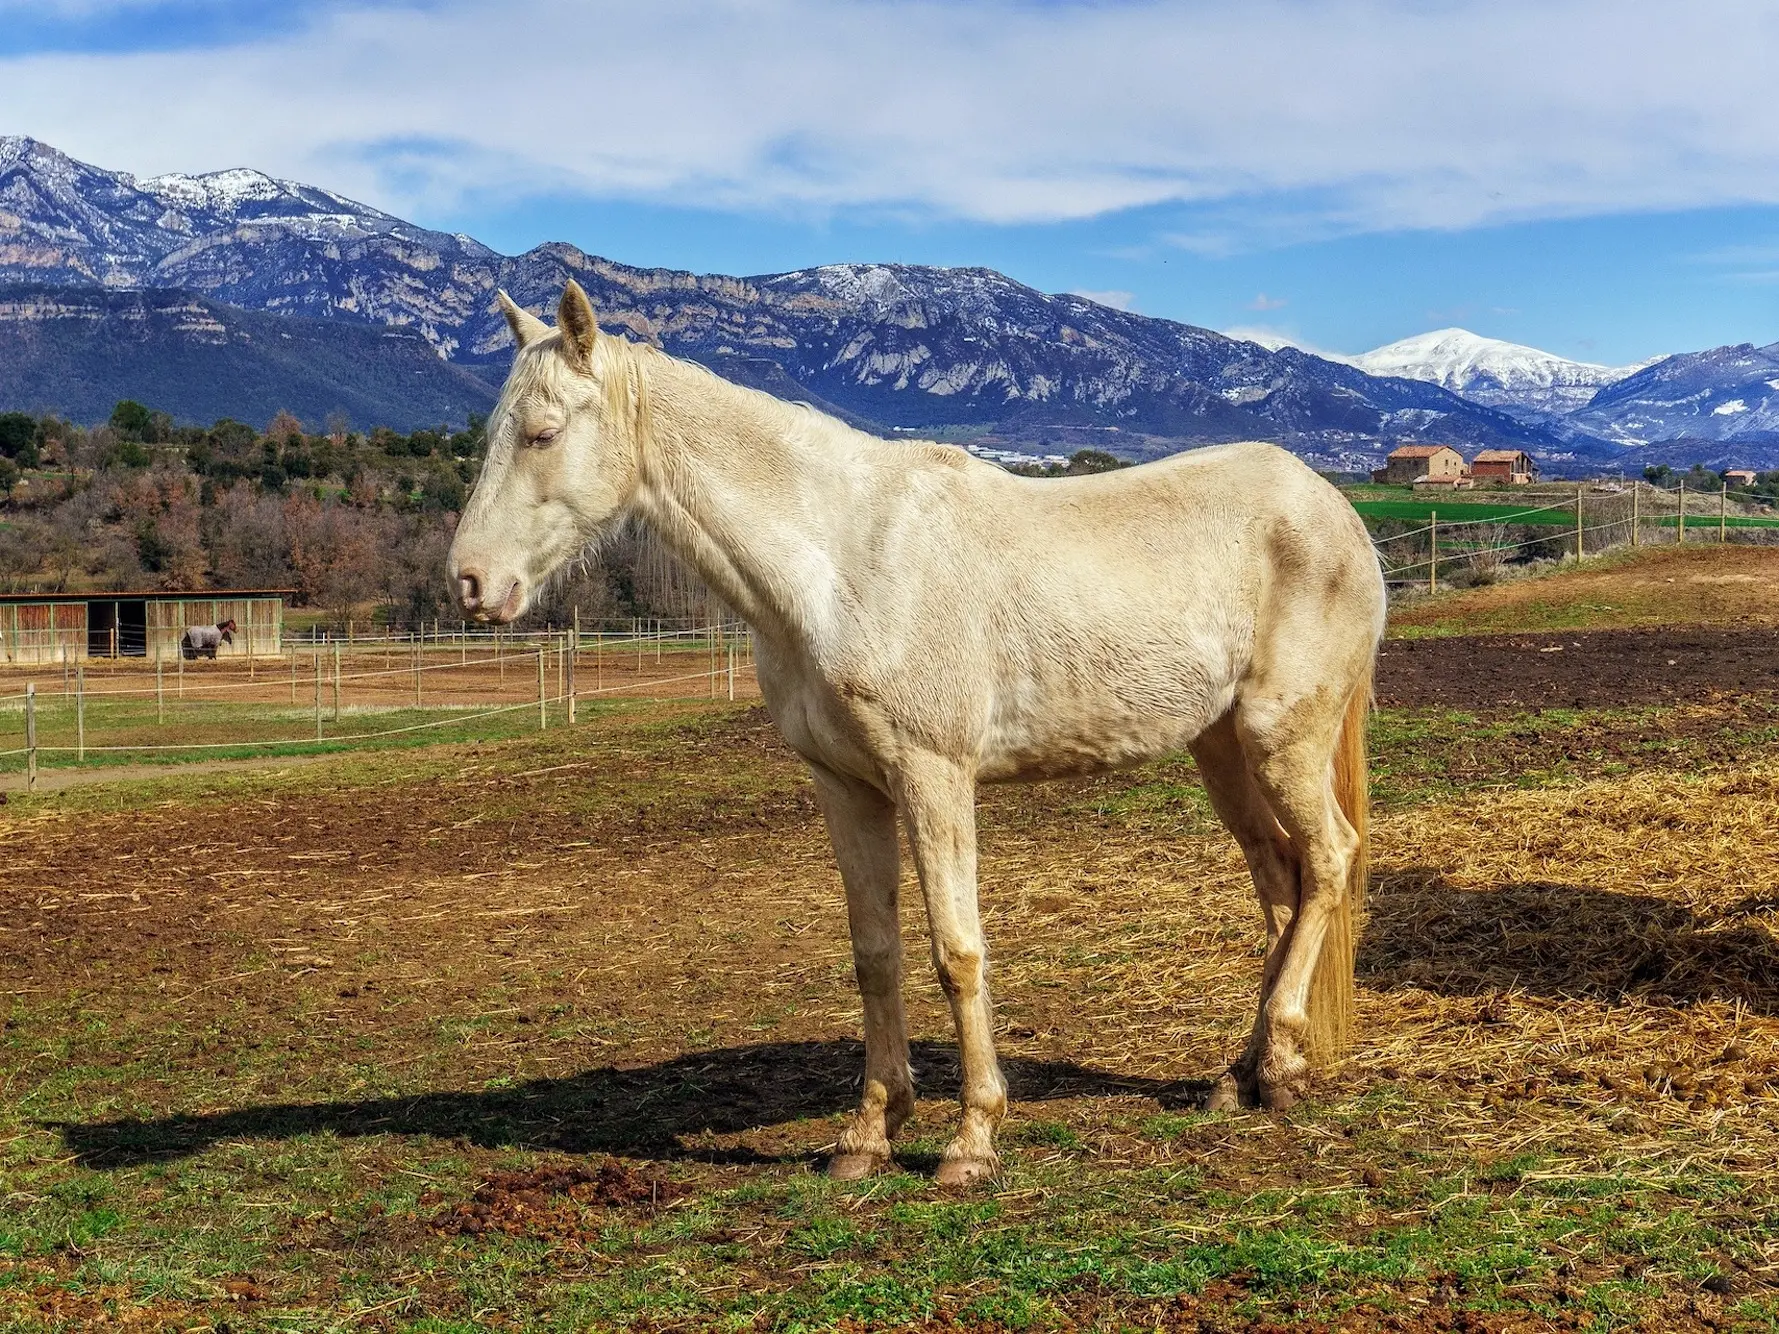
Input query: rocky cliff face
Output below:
<box><xmin>0</xmin><ymin>136</ymin><xmax>1614</xmax><ymax>465</ymax></box>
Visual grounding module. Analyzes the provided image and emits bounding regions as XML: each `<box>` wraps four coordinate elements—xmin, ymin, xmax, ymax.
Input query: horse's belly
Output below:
<box><xmin>978</xmin><ymin>682</ymin><xmax>1233</xmax><ymax>781</ymax></box>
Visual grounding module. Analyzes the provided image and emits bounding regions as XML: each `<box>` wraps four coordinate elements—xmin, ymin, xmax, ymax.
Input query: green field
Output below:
<box><xmin>1347</xmin><ymin>491</ymin><xmax>1779</xmax><ymax>530</ymax></box>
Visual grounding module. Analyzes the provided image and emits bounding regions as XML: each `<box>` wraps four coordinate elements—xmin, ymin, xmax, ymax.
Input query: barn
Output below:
<box><xmin>0</xmin><ymin>589</ymin><xmax>289</xmax><ymax>665</ymax></box>
<box><xmin>1471</xmin><ymin>449</ymin><xmax>1540</xmax><ymax>485</ymax></box>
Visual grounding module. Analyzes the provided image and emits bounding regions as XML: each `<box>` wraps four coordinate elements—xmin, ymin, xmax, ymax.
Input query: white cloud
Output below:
<box><xmin>2</xmin><ymin>0</ymin><xmax>1777</xmax><ymax>241</ymax></box>
<box><xmin>1067</xmin><ymin>289</ymin><xmax>1137</xmax><ymax>311</ymax></box>
<box><xmin>1248</xmin><ymin>292</ymin><xmax>1288</xmax><ymax>311</ymax></box>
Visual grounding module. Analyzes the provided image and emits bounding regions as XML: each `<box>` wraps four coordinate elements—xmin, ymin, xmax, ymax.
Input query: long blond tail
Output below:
<box><xmin>1304</xmin><ymin>666</ymin><xmax>1371</xmax><ymax>1067</ymax></box>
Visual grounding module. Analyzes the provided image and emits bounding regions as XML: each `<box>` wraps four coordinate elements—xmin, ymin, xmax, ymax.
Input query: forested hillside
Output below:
<box><xmin>0</xmin><ymin>401</ymin><xmax>706</xmax><ymax>626</ymax></box>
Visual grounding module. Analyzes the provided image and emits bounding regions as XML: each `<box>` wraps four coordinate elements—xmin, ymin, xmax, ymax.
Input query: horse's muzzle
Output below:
<box><xmin>454</xmin><ymin>568</ymin><xmax>525</xmax><ymax>622</ymax></box>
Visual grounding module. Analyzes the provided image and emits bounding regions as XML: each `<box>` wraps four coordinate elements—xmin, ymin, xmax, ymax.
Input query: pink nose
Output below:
<box><xmin>457</xmin><ymin>570</ymin><xmax>483</xmax><ymax>613</ymax></box>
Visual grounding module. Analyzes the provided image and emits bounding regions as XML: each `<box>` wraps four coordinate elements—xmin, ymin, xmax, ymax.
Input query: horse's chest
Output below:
<box><xmin>754</xmin><ymin>647</ymin><xmax>891</xmax><ymax>785</ymax></box>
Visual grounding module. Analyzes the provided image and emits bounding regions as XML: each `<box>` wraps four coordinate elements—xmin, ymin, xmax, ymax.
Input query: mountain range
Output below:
<box><xmin>1</xmin><ymin>136</ymin><xmax>1774</xmax><ymax>470</ymax></box>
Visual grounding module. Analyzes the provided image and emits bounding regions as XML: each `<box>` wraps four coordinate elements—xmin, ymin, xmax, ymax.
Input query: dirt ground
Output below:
<box><xmin>1378</xmin><ymin>626</ymin><xmax>1779</xmax><ymax>709</ymax></box>
<box><xmin>8</xmin><ymin>566</ymin><xmax>1779</xmax><ymax>1327</ymax></box>
<box><xmin>0</xmin><ymin>641</ymin><xmax>759</xmax><ymax>711</ymax></box>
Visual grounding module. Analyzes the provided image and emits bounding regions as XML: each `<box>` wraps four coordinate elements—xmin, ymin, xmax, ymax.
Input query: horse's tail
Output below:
<box><xmin>1305</xmin><ymin>663</ymin><xmax>1371</xmax><ymax>1068</ymax></box>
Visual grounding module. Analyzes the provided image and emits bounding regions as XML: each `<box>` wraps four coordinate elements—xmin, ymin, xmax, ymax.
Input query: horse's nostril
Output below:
<box><xmin>458</xmin><ymin>572</ymin><xmax>483</xmax><ymax>608</ymax></box>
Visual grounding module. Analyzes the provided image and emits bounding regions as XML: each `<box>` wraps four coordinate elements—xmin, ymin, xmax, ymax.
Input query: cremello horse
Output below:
<box><xmin>449</xmin><ymin>282</ymin><xmax>1385</xmax><ymax>1187</ymax></box>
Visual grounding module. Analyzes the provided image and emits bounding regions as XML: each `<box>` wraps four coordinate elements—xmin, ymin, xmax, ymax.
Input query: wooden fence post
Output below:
<box><xmin>25</xmin><ymin>681</ymin><xmax>37</xmax><ymax>792</ymax></box>
<box><xmin>1575</xmin><ymin>484</ymin><xmax>1584</xmax><ymax>561</ymax></box>
<box><xmin>537</xmin><ymin>643</ymin><xmax>548</xmax><ymax>730</ymax></box>
<box><xmin>76</xmin><ymin>665</ymin><xmax>85</xmax><ymax>763</ymax></box>
<box><xmin>332</xmin><ymin>641</ymin><xmax>341</xmax><ymax>722</ymax></box>
<box><xmin>290</xmin><ymin>649</ymin><xmax>297</xmax><ymax>705</ymax></box>
<box><xmin>156</xmin><ymin>648</ymin><xmax>164</xmax><ymax>725</ymax></box>
<box><xmin>1678</xmin><ymin>481</ymin><xmax>1686</xmax><ymax>545</ymax></box>
<box><xmin>1721</xmin><ymin>482</ymin><xmax>1728</xmax><ymax>544</ymax></box>
<box><xmin>1631</xmin><ymin>482</ymin><xmax>1639</xmax><ymax>547</ymax></box>
<box><xmin>566</xmin><ymin>632</ymin><xmax>577</xmax><ymax>725</ymax></box>
<box><xmin>727</xmin><ymin>635</ymin><xmax>735</xmax><ymax>702</ymax></box>
<box><xmin>314</xmin><ymin>652</ymin><xmax>323</xmax><ymax>741</ymax></box>
<box><xmin>413</xmin><ymin>632</ymin><xmax>422</xmax><ymax>708</ymax></box>
<box><xmin>1428</xmin><ymin>510</ymin><xmax>1438</xmax><ymax>595</ymax></box>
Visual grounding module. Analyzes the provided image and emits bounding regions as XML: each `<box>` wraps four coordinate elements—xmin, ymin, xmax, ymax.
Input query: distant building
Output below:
<box><xmin>0</xmin><ymin>588</ymin><xmax>288</xmax><ymax>665</ymax></box>
<box><xmin>1725</xmin><ymin>469</ymin><xmax>1758</xmax><ymax>489</ymax></box>
<box><xmin>1471</xmin><ymin>449</ymin><xmax>1540</xmax><ymax>485</ymax></box>
<box><xmin>1372</xmin><ymin>444</ymin><xmax>1467</xmax><ymax>486</ymax></box>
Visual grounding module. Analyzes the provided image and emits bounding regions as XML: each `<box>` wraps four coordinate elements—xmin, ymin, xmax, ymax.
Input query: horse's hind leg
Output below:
<box><xmin>1237</xmin><ymin>696</ymin><xmax>1362</xmax><ymax>1111</ymax></box>
<box><xmin>1190</xmin><ymin>712</ymin><xmax>1301</xmax><ymax>1112</ymax></box>
<box><xmin>895</xmin><ymin>754</ymin><xmax>1005</xmax><ymax>1188</ymax></box>
<box><xmin>810</xmin><ymin>765</ymin><xmax>914</xmax><ymax>1179</ymax></box>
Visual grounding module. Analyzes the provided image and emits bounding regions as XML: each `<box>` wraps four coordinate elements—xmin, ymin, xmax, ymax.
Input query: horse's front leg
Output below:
<box><xmin>895</xmin><ymin>755</ymin><xmax>1005</xmax><ymax>1188</ymax></box>
<box><xmin>810</xmin><ymin>766</ymin><xmax>914</xmax><ymax>1179</ymax></box>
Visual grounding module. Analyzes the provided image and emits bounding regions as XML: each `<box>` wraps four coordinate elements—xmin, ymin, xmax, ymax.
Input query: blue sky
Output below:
<box><xmin>2</xmin><ymin>0</ymin><xmax>1776</xmax><ymax>365</ymax></box>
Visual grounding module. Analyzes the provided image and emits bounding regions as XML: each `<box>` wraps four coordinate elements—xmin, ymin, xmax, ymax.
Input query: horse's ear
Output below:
<box><xmin>497</xmin><ymin>290</ymin><xmax>549</xmax><ymax>351</ymax></box>
<box><xmin>557</xmin><ymin>280</ymin><xmax>598</xmax><ymax>369</ymax></box>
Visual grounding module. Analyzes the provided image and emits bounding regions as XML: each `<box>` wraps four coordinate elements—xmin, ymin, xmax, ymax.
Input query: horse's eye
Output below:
<box><xmin>531</xmin><ymin>427</ymin><xmax>560</xmax><ymax>446</ymax></box>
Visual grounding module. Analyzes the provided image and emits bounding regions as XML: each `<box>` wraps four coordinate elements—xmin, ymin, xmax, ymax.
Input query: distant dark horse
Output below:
<box><xmin>180</xmin><ymin>618</ymin><xmax>236</xmax><ymax>661</ymax></box>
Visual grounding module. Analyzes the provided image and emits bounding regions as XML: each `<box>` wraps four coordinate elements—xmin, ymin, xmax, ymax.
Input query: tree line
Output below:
<box><xmin>0</xmin><ymin>401</ymin><xmax>721</xmax><ymax>629</ymax></box>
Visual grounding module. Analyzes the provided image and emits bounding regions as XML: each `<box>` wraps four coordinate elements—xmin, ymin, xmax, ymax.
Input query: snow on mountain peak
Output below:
<box><xmin>1351</xmin><ymin>328</ymin><xmax>1650</xmax><ymax>415</ymax></box>
<box><xmin>142</xmin><ymin>167</ymin><xmax>291</xmax><ymax>214</ymax></box>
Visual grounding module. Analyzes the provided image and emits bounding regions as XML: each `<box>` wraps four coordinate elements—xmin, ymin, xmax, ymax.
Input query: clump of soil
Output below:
<box><xmin>429</xmin><ymin>1159</ymin><xmax>686</xmax><ymax>1238</ymax></box>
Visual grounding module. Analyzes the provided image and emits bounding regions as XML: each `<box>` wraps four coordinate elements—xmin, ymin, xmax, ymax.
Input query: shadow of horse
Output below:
<box><xmin>1361</xmin><ymin>869</ymin><xmax>1779</xmax><ymax>1013</ymax></box>
<box><xmin>54</xmin><ymin>1040</ymin><xmax>1201</xmax><ymax>1170</ymax></box>
<box><xmin>62</xmin><ymin>875</ymin><xmax>1776</xmax><ymax>1170</ymax></box>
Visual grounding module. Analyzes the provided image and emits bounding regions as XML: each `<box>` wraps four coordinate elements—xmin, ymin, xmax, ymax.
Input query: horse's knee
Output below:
<box><xmin>931</xmin><ymin>943</ymin><xmax>984</xmax><ymax>1001</ymax></box>
<box><xmin>852</xmin><ymin>940</ymin><xmax>901</xmax><ymax>997</ymax></box>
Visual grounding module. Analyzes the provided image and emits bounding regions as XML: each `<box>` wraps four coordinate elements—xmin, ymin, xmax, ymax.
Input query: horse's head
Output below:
<box><xmin>449</xmin><ymin>280</ymin><xmax>644</xmax><ymax>623</ymax></box>
<box><xmin>220</xmin><ymin>628</ymin><xmax>233</xmax><ymax>644</ymax></box>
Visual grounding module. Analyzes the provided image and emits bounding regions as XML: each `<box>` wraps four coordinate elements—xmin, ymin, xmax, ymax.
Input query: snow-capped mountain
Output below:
<box><xmin>1568</xmin><ymin>342</ymin><xmax>1779</xmax><ymax>448</ymax></box>
<box><xmin>0</xmin><ymin>136</ymin><xmax>1618</xmax><ymax>463</ymax></box>
<box><xmin>1350</xmin><ymin>328</ymin><xmax>1651</xmax><ymax>415</ymax></box>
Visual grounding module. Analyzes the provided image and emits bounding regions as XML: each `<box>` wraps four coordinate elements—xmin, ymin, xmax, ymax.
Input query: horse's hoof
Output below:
<box><xmin>827</xmin><ymin>1151</ymin><xmax>890</xmax><ymax>1181</ymax></box>
<box><xmin>1205</xmin><ymin>1079</ymin><xmax>1244</xmax><ymax>1113</ymax></box>
<box><xmin>935</xmin><ymin>1155</ymin><xmax>997</xmax><ymax>1190</ymax></box>
<box><xmin>1259</xmin><ymin>1081</ymin><xmax>1302</xmax><ymax>1113</ymax></box>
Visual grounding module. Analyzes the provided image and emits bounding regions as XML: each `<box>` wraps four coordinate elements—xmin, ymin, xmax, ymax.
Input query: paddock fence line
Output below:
<box><xmin>0</xmin><ymin>620</ymin><xmax>761</xmax><ymax>791</ymax></box>
<box><xmin>1368</xmin><ymin>480</ymin><xmax>1779</xmax><ymax>589</ymax></box>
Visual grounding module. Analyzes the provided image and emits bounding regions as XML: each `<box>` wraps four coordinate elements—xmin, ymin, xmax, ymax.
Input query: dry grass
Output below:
<box><xmin>1391</xmin><ymin>544</ymin><xmax>1779</xmax><ymax>637</ymax></box>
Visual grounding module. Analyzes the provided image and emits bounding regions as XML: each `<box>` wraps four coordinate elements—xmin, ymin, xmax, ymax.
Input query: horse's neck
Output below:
<box><xmin>630</xmin><ymin>357</ymin><xmax>865</xmax><ymax>639</ymax></box>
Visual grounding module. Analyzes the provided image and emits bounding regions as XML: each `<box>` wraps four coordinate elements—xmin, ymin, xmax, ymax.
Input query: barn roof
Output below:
<box><xmin>1387</xmin><ymin>444</ymin><xmax>1457</xmax><ymax>459</ymax></box>
<box><xmin>0</xmin><ymin>588</ymin><xmax>294</xmax><ymax>604</ymax></box>
<box><xmin>1472</xmin><ymin>449</ymin><xmax>1531</xmax><ymax>463</ymax></box>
